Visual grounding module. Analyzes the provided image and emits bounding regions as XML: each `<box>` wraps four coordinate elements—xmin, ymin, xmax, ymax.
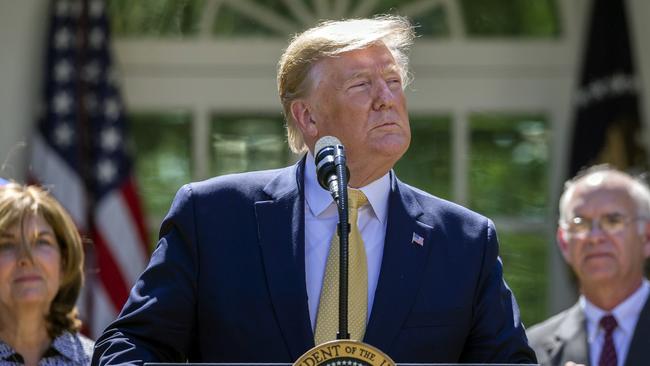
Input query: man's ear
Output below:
<box><xmin>290</xmin><ymin>100</ymin><xmax>318</xmax><ymax>139</ymax></box>
<box><xmin>642</xmin><ymin>221</ymin><xmax>650</xmax><ymax>258</ymax></box>
<box><xmin>557</xmin><ymin>227</ymin><xmax>571</xmax><ymax>262</ymax></box>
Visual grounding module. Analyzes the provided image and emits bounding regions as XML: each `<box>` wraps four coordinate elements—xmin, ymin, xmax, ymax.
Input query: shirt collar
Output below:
<box><xmin>50</xmin><ymin>331</ymin><xmax>83</xmax><ymax>362</ymax></box>
<box><xmin>304</xmin><ymin>152</ymin><xmax>390</xmax><ymax>224</ymax></box>
<box><xmin>581</xmin><ymin>279</ymin><xmax>650</xmax><ymax>342</ymax></box>
<box><xmin>0</xmin><ymin>340</ymin><xmax>14</xmax><ymax>361</ymax></box>
<box><xmin>0</xmin><ymin>332</ymin><xmax>78</xmax><ymax>363</ymax></box>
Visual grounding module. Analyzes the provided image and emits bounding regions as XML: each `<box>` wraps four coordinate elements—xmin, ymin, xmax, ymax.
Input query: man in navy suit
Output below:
<box><xmin>92</xmin><ymin>15</ymin><xmax>535</xmax><ymax>365</ymax></box>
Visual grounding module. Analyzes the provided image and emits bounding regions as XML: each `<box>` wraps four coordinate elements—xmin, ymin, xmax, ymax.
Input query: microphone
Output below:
<box><xmin>315</xmin><ymin>136</ymin><xmax>349</xmax><ymax>203</ymax></box>
<box><xmin>315</xmin><ymin>135</ymin><xmax>352</xmax><ymax>340</ymax></box>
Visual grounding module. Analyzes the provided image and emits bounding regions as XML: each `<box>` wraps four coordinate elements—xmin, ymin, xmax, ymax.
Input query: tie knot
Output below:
<box><xmin>348</xmin><ymin>189</ymin><xmax>368</xmax><ymax>210</ymax></box>
<box><xmin>600</xmin><ymin>314</ymin><xmax>618</xmax><ymax>333</ymax></box>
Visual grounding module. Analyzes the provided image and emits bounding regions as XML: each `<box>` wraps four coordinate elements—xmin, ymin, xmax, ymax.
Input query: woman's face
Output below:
<box><xmin>0</xmin><ymin>214</ymin><xmax>62</xmax><ymax>313</ymax></box>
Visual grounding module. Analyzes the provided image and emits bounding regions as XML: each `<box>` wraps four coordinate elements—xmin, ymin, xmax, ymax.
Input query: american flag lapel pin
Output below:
<box><xmin>411</xmin><ymin>232</ymin><xmax>424</xmax><ymax>247</ymax></box>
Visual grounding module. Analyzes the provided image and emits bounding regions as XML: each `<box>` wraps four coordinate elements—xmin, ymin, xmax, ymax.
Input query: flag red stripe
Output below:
<box><xmin>121</xmin><ymin>178</ymin><xmax>150</xmax><ymax>254</ymax></box>
<box><xmin>92</xmin><ymin>228</ymin><xmax>130</xmax><ymax>311</ymax></box>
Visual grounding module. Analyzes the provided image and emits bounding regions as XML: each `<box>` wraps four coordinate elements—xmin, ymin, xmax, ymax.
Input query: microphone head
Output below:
<box><xmin>314</xmin><ymin>136</ymin><xmax>343</xmax><ymax>191</ymax></box>
<box><xmin>315</xmin><ymin>136</ymin><xmax>342</xmax><ymax>155</ymax></box>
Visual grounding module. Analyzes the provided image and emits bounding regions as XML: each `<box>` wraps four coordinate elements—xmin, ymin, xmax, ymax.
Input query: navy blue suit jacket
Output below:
<box><xmin>92</xmin><ymin>158</ymin><xmax>536</xmax><ymax>365</ymax></box>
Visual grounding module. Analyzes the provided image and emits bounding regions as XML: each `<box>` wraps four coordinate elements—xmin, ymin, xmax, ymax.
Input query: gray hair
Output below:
<box><xmin>277</xmin><ymin>15</ymin><xmax>416</xmax><ymax>153</ymax></box>
<box><xmin>558</xmin><ymin>165</ymin><xmax>650</xmax><ymax>233</ymax></box>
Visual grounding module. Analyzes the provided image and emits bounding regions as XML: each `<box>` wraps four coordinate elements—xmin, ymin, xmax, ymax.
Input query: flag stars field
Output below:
<box><xmin>89</xmin><ymin>27</ymin><xmax>105</xmax><ymax>49</ymax></box>
<box><xmin>55</xmin><ymin>1</ymin><xmax>70</xmax><ymax>16</ymax></box>
<box><xmin>53</xmin><ymin>91</ymin><xmax>73</xmax><ymax>115</ymax></box>
<box><xmin>53</xmin><ymin>122</ymin><xmax>74</xmax><ymax>148</ymax></box>
<box><xmin>101</xmin><ymin>127</ymin><xmax>121</xmax><ymax>152</ymax></box>
<box><xmin>83</xmin><ymin>61</ymin><xmax>101</xmax><ymax>83</ymax></box>
<box><xmin>54</xmin><ymin>27</ymin><xmax>73</xmax><ymax>50</ymax></box>
<box><xmin>104</xmin><ymin>98</ymin><xmax>121</xmax><ymax>121</ymax></box>
<box><xmin>84</xmin><ymin>92</ymin><xmax>98</xmax><ymax>114</ymax></box>
<box><xmin>89</xmin><ymin>0</ymin><xmax>105</xmax><ymax>18</ymax></box>
<box><xmin>97</xmin><ymin>159</ymin><xmax>117</xmax><ymax>185</ymax></box>
<box><xmin>54</xmin><ymin>60</ymin><xmax>73</xmax><ymax>83</ymax></box>
<box><xmin>107</xmin><ymin>67</ymin><xmax>119</xmax><ymax>86</ymax></box>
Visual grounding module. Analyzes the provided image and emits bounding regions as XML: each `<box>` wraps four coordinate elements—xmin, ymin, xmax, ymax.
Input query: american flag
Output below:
<box><xmin>30</xmin><ymin>0</ymin><xmax>149</xmax><ymax>338</ymax></box>
<box><xmin>411</xmin><ymin>232</ymin><xmax>424</xmax><ymax>247</ymax></box>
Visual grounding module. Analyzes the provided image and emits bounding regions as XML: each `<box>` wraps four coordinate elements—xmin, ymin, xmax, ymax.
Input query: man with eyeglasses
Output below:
<box><xmin>527</xmin><ymin>165</ymin><xmax>650</xmax><ymax>366</ymax></box>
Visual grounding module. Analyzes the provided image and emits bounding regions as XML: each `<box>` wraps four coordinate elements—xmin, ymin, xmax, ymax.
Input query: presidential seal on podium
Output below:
<box><xmin>294</xmin><ymin>340</ymin><xmax>395</xmax><ymax>366</ymax></box>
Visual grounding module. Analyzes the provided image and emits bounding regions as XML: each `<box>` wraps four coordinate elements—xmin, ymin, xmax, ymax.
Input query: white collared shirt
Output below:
<box><xmin>581</xmin><ymin>279</ymin><xmax>650</xmax><ymax>366</ymax></box>
<box><xmin>304</xmin><ymin>153</ymin><xmax>390</xmax><ymax>331</ymax></box>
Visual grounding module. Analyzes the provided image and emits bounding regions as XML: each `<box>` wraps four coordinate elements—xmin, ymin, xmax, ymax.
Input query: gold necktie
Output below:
<box><xmin>314</xmin><ymin>189</ymin><xmax>369</xmax><ymax>345</ymax></box>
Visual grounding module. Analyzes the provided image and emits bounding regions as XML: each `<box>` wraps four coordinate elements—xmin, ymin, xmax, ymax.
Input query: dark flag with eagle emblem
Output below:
<box><xmin>568</xmin><ymin>0</ymin><xmax>648</xmax><ymax>176</ymax></box>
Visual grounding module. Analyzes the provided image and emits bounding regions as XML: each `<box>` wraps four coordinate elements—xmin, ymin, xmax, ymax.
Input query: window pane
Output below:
<box><xmin>108</xmin><ymin>0</ymin><xmax>561</xmax><ymax>39</ymax></box>
<box><xmin>469</xmin><ymin>113</ymin><xmax>549</xmax><ymax>218</ymax></box>
<box><xmin>130</xmin><ymin>111</ymin><xmax>192</xmax><ymax>222</ymax></box>
<box><xmin>498</xmin><ymin>231</ymin><xmax>548</xmax><ymax>327</ymax></box>
<box><xmin>212</xmin><ymin>0</ymin><xmax>296</xmax><ymax>37</ymax></box>
<box><xmin>394</xmin><ymin>116</ymin><xmax>451</xmax><ymax>199</ymax></box>
<box><xmin>109</xmin><ymin>0</ymin><xmax>204</xmax><ymax>37</ymax></box>
<box><xmin>460</xmin><ymin>0</ymin><xmax>560</xmax><ymax>37</ymax></box>
<box><xmin>210</xmin><ymin>115</ymin><xmax>295</xmax><ymax>176</ymax></box>
<box><xmin>212</xmin><ymin>0</ymin><xmax>449</xmax><ymax>38</ymax></box>
<box><xmin>370</xmin><ymin>0</ymin><xmax>450</xmax><ymax>38</ymax></box>
<box><xmin>108</xmin><ymin>0</ymin><xmax>450</xmax><ymax>39</ymax></box>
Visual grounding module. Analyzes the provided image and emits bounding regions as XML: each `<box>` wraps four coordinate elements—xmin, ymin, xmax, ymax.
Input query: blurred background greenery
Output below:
<box><xmin>109</xmin><ymin>0</ymin><xmax>558</xmax><ymax>38</ymax></box>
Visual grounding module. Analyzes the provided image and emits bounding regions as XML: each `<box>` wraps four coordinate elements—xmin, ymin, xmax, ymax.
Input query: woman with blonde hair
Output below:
<box><xmin>0</xmin><ymin>183</ymin><xmax>93</xmax><ymax>365</ymax></box>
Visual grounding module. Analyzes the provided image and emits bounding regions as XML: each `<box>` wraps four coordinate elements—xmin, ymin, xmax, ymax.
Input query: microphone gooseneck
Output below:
<box><xmin>314</xmin><ymin>135</ymin><xmax>351</xmax><ymax>340</ymax></box>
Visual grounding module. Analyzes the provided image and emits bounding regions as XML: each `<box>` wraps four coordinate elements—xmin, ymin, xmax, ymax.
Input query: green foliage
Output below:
<box><xmin>394</xmin><ymin>116</ymin><xmax>451</xmax><ymax>199</ymax></box>
<box><xmin>210</xmin><ymin>115</ymin><xmax>295</xmax><ymax>175</ymax></box>
<box><xmin>469</xmin><ymin>113</ymin><xmax>549</xmax><ymax>218</ymax></box>
<box><xmin>460</xmin><ymin>0</ymin><xmax>560</xmax><ymax>37</ymax></box>
<box><xmin>108</xmin><ymin>0</ymin><xmax>558</xmax><ymax>38</ymax></box>
<box><xmin>212</xmin><ymin>0</ymin><xmax>295</xmax><ymax>36</ymax></box>
<box><xmin>498</xmin><ymin>231</ymin><xmax>548</xmax><ymax>326</ymax></box>
<box><xmin>129</xmin><ymin>111</ymin><xmax>192</xmax><ymax>224</ymax></box>
<box><xmin>109</xmin><ymin>0</ymin><xmax>204</xmax><ymax>37</ymax></box>
<box><xmin>373</xmin><ymin>0</ymin><xmax>450</xmax><ymax>37</ymax></box>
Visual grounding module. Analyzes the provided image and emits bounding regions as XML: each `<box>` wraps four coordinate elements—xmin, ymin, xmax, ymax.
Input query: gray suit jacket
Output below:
<box><xmin>527</xmin><ymin>296</ymin><xmax>650</xmax><ymax>366</ymax></box>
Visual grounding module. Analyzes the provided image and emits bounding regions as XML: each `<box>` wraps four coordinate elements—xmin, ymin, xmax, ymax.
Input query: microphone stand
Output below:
<box><xmin>333</xmin><ymin>144</ymin><xmax>350</xmax><ymax>340</ymax></box>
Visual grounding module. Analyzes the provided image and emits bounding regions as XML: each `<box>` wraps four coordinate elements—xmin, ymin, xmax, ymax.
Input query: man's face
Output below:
<box><xmin>300</xmin><ymin>44</ymin><xmax>410</xmax><ymax>186</ymax></box>
<box><xmin>558</xmin><ymin>179</ymin><xmax>650</xmax><ymax>291</ymax></box>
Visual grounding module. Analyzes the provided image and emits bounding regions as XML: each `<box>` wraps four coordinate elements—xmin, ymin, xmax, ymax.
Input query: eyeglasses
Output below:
<box><xmin>561</xmin><ymin>213</ymin><xmax>646</xmax><ymax>238</ymax></box>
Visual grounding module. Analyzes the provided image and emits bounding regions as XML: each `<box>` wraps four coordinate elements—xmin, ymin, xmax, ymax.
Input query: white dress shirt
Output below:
<box><xmin>303</xmin><ymin>153</ymin><xmax>390</xmax><ymax>331</ymax></box>
<box><xmin>581</xmin><ymin>279</ymin><xmax>650</xmax><ymax>366</ymax></box>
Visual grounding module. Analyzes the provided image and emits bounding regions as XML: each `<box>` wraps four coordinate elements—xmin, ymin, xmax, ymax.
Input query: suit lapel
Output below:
<box><xmin>256</xmin><ymin>158</ymin><xmax>313</xmax><ymax>360</ymax></box>
<box><xmin>624</xmin><ymin>294</ymin><xmax>650</xmax><ymax>366</ymax></box>
<box><xmin>547</xmin><ymin>303</ymin><xmax>589</xmax><ymax>366</ymax></box>
<box><xmin>364</xmin><ymin>176</ymin><xmax>433</xmax><ymax>352</ymax></box>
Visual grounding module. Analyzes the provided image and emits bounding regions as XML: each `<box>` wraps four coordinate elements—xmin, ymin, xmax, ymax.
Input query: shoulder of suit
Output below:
<box><xmin>184</xmin><ymin>165</ymin><xmax>294</xmax><ymax>197</ymax></box>
<box><xmin>527</xmin><ymin>305</ymin><xmax>578</xmax><ymax>344</ymax></box>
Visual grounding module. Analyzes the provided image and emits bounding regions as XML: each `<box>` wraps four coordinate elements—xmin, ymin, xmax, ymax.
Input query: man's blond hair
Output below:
<box><xmin>277</xmin><ymin>15</ymin><xmax>415</xmax><ymax>153</ymax></box>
